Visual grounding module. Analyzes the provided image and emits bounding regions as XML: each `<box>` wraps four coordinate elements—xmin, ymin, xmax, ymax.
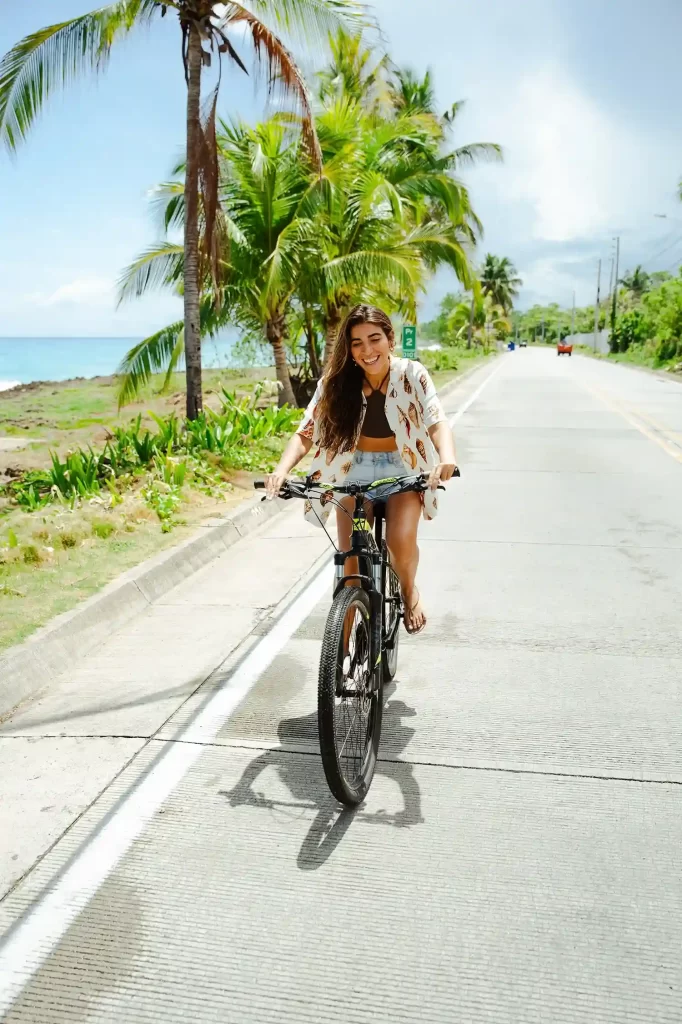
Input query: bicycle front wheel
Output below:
<box><xmin>318</xmin><ymin>587</ymin><xmax>383</xmax><ymax>806</ymax></box>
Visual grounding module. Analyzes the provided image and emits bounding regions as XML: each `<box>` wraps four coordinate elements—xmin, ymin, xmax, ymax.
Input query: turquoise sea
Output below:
<box><xmin>0</xmin><ymin>336</ymin><xmax>239</xmax><ymax>391</ymax></box>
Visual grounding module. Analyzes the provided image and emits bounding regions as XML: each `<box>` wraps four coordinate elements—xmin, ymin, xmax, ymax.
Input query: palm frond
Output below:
<box><xmin>238</xmin><ymin>0</ymin><xmax>368</xmax><ymax>47</ymax></box>
<box><xmin>221</xmin><ymin>4</ymin><xmax>323</xmax><ymax>169</ymax></box>
<box><xmin>322</xmin><ymin>249</ymin><xmax>420</xmax><ymax>296</ymax></box>
<box><xmin>117</xmin><ymin>243</ymin><xmax>184</xmax><ymax>304</ymax></box>
<box><xmin>448</xmin><ymin>142</ymin><xmax>503</xmax><ymax>167</ymax></box>
<box><xmin>117</xmin><ymin>299</ymin><xmax>231</xmax><ymax>406</ymax></box>
<box><xmin>0</xmin><ymin>0</ymin><xmax>158</xmax><ymax>151</ymax></box>
<box><xmin>117</xmin><ymin>320</ymin><xmax>185</xmax><ymax>409</ymax></box>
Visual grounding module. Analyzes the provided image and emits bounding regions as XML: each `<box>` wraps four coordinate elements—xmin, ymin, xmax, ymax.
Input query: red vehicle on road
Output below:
<box><xmin>557</xmin><ymin>339</ymin><xmax>573</xmax><ymax>356</ymax></box>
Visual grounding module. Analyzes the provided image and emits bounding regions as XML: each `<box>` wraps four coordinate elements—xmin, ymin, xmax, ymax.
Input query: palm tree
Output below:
<box><xmin>0</xmin><ymin>0</ymin><xmax>362</xmax><ymax>419</ymax></box>
<box><xmin>317</xmin><ymin>27</ymin><xmax>390</xmax><ymax>109</ymax></box>
<box><xmin>309</xmin><ymin>95</ymin><xmax>480</xmax><ymax>363</ymax></box>
<box><xmin>620</xmin><ymin>265</ymin><xmax>650</xmax><ymax>298</ymax></box>
<box><xmin>118</xmin><ymin>118</ymin><xmax>317</xmax><ymax>407</ymax></box>
<box><xmin>114</xmin><ymin>36</ymin><xmax>501</xmax><ymax>396</ymax></box>
<box><xmin>445</xmin><ymin>288</ymin><xmax>508</xmax><ymax>349</ymax></box>
<box><xmin>390</xmin><ymin>69</ymin><xmax>502</xmax><ymax>170</ymax></box>
<box><xmin>480</xmin><ymin>254</ymin><xmax>522</xmax><ymax>314</ymax></box>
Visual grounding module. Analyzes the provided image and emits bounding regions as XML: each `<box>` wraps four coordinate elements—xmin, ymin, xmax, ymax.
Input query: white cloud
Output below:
<box><xmin>44</xmin><ymin>276</ymin><xmax>114</xmax><ymax>306</ymax></box>
<box><xmin>484</xmin><ymin>65</ymin><xmax>639</xmax><ymax>243</ymax></box>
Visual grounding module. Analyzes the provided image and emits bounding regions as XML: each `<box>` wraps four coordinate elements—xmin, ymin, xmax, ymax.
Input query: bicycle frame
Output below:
<box><xmin>332</xmin><ymin>491</ymin><xmax>387</xmax><ymax>694</ymax></box>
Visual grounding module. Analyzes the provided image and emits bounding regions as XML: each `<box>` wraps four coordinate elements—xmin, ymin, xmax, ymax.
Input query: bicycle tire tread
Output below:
<box><xmin>318</xmin><ymin>587</ymin><xmax>382</xmax><ymax>806</ymax></box>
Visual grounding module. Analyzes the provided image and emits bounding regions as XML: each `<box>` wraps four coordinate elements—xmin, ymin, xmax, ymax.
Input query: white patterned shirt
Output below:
<box><xmin>296</xmin><ymin>356</ymin><xmax>447</xmax><ymax>527</ymax></box>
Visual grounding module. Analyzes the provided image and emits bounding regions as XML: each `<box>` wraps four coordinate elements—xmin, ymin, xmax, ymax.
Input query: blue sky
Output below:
<box><xmin>1</xmin><ymin>0</ymin><xmax>681</xmax><ymax>336</ymax></box>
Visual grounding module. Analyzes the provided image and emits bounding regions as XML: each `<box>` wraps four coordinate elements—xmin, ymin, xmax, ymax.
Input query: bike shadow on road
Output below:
<box><xmin>220</xmin><ymin>684</ymin><xmax>423</xmax><ymax>871</ymax></box>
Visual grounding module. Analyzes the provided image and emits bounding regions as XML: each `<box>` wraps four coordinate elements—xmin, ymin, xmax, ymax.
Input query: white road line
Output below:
<box><xmin>0</xmin><ymin>363</ymin><xmax>502</xmax><ymax>1014</ymax></box>
<box><xmin>449</xmin><ymin>359</ymin><xmax>503</xmax><ymax>427</ymax></box>
<box><xmin>0</xmin><ymin>567</ymin><xmax>330</xmax><ymax>1016</ymax></box>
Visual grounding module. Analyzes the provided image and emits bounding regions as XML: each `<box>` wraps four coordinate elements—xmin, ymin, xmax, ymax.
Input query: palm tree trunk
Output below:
<box><xmin>304</xmin><ymin>307</ymin><xmax>321</xmax><ymax>378</ymax></box>
<box><xmin>183</xmin><ymin>23</ymin><xmax>203</xmax><ymax>421</ymax></box>
<box><xmin>267</xmin><ymin>317</ymin><xmax>297</xmax><ymax>408</ymax></box>
<box><xmin>323</xmin><ymin>305</ymin><xmax>341</xmax><ymax>365</ymax></box>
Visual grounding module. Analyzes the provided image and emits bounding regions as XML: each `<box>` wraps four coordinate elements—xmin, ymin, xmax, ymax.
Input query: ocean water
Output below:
<box><xmin>0</xmin><ymin>336</ymin><xmax>240</xmax><ymax>392</ymax></box>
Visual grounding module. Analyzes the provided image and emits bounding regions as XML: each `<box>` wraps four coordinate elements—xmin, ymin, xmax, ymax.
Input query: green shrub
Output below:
<box><xmin>58</xmin><ymin>531</ymin><xmax>79</xmax><ymax>549</ymax></box>
<box><xmin>92</xmin><ymin>520</ymin><xmax>115</xmax><ymax>540</ymax></box>
<box><xmin>22</xmin><ymin>545</ymin><xmax>42</xmax><ymax>565</ymax></box>
<box><xmin>421</xmin><ymin>348</ymin><xmax>460</xmax><ymax>372</ymax></box>
<box><xmin>143</xmin><ymin>481</ymin><xmax>181</xmax><ymax>532</ymax></box>
<box><xmin>49</xmin><ymin>449</ymin><xmax>101</xmax><ymax>498</ymax></box>
<box><xmin>154</xmin><ymin>454</ymin><xmax>187</xmax><ymax>488</ymax></box>
<box><xmin>610</xmin><ymin>309</ymin><xmax>648</xmax><ymax>353</ymax></box>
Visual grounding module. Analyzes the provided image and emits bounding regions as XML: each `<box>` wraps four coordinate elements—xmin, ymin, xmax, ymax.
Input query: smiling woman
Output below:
<box><xmin>265</xmin><ymin>304</ymin><xmax>459</xmax><ymax>635</ymax></box>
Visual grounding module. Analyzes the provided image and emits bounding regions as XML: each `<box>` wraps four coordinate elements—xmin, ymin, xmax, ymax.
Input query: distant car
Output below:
<box><xmin>519</xmin><ymin>339</ymin><xmax>528</xmax><ymax>347</ymax></box>
<box><xmin>557</xmin><ymin>340</ymin><xmax>573</xmax><ymax>356</ymax></box>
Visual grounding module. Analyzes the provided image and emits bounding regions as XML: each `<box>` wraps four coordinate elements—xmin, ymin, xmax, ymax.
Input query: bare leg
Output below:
<box><xmin>386</xmin><ymin>490</ymin><xmax>425</xmax><ymax>633</ymax></box>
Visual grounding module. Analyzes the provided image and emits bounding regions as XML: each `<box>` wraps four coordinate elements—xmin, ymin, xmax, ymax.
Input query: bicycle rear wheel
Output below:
<box><xmin>318</xmin><ymin>586</ymin><xmax>383</xmax><ymax>806</ymax></box>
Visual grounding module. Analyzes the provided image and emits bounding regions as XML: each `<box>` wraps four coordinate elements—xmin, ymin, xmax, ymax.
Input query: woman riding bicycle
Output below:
<box><xmin>266</xmin><ymin>304</ymin><xmax>458</xmax><ymax>635</ymax></box>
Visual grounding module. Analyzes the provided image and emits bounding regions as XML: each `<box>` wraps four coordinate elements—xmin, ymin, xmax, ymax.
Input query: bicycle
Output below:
<box><xmin>255</xmin><ymin>470</ymin><xmax>458</xmax><ymax>807</ymax></box>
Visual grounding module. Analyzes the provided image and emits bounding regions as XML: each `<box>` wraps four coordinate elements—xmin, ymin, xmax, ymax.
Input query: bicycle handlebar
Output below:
<box><xmin>254</xmin><ymin>468</ymin><xmax>459</xmax><ymax>501</ymax></box>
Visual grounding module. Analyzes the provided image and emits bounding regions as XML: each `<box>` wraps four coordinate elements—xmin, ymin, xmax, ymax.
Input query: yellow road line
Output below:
<box><xmin>626</xmin><ymin>406</ymin><xmax>682</xmax><ymax>453</ymax></box>
<box><xmin>579</xmin><ymin>379</ymin><xmax>682</xmax><ymax>466</ymax></box>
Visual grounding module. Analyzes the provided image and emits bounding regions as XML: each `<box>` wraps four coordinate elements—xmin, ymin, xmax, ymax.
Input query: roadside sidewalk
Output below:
<box><xmin>0</xmin><ymin>502</ymin><xmax>329</xmax><ymax>900</ymax></box>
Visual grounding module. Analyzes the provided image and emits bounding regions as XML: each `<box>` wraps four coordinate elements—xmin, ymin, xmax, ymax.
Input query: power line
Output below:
<box><xmin>643</xmin><ymin>233</ymin><xmax>682</xmax><ymax>269</ymax></box>
<box><xmin>662</xmin><ymin>252</ymin><xmax>682</xmax><ymax>273</ymax></box>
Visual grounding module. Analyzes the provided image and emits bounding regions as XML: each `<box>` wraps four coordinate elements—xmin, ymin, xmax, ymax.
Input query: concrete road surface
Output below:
<box><xmin>1</xmin><ymin>349</ymin><xmax>682</xmax><ymax>1023</ymax></box>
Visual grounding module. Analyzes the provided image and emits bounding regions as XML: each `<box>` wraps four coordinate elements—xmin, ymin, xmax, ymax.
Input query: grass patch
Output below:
<box><xmin>91</xmin><ymin>520</ymin><xmax>115</xmax><ymax>540</ymax></box>
<box><xmin>577</xmin><ymin>344</ymin><xmax>682</xmax><ymax>376</ymax></box>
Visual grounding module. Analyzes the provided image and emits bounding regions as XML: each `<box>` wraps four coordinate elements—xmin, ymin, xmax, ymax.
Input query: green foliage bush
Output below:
<box><xmin>610</xmin><ymin>309</ymin><xmax>648</xmax><ymax>353</ymax></box>
<box><xmin>0</xmin><ymin>382</ymin><xmax>300</xmax><ymax>525</ymax></box>
<box><xmin>609</xmin><ymin>274</ymin><xmax>682</xmax><ymax>364</ymax></box>
<box><xmin>21</xmin><ymin>545</ymin><xmax>42</xmax><ymax>565</ymax></box>
<box><xmin>92</xmin><ymin>520</ymin><xmax>115</xmax><ymax>540</ymax></box>
<box><xmin>421</xmin><ymin>348</ymin><xmax>460</xmax><ymax>372</ymax></box>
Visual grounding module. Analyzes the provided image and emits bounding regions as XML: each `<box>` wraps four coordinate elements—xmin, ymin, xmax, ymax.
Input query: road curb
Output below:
<box><xmin>0</xmin><ymin>356</ymin><xmax>491</xmax><ymax>721</ymax></box>
<box><xmin>0</xmin><ymin>493</ymin><xmax>288</xmax><ymax>720</ymax></box>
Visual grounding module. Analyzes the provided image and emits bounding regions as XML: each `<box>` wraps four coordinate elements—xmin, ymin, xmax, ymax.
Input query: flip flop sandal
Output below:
<box><xmin>403</xmin><ymin>589</ymin><xmax>426</xmax><ymax>636</ymax></box>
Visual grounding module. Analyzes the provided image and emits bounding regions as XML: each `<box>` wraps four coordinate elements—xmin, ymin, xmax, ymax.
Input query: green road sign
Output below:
<box><xmin>402</xmin><ymin>324</ymin><xmax>417</xmax><ymax>357</ymax></box>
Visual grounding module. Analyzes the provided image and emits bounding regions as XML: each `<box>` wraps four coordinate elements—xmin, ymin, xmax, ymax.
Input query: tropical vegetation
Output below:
<box><xmin>480</xmin><ymin>254</ymin><xmax>522</xmax><ymax>314</ymax></box>
<box><xmin>513</xmin><ymin>265</ymin><xmax>682</xmax><ymax>370</ymax></box>
<box><xmin>0</xmin><ymin>0</ymin><xmax>365</xmax><ymax>419</ymax></box>
<box><xmin>422</xmin><ymin>253</ymin><xmax>520</xmax><ymax>349</ymax></box>
<box><xmin>115</xmin><ymin>29</ymin><xmax>502</xmax><ymax>406</ymax></box>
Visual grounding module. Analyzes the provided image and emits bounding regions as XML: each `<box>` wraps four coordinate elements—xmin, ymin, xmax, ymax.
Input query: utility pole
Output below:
<box><xmin>611</xmin><ymin>236</ymin><xmax>620</xmax><ymax>332</ymax></box>
<box><xmin>571</xmin><ymin>291</ymin><xmax>576</xmax><ymax>338</ymax></box>
<box><xmin>541</xmin><ymin>319</ymin><xmax>545</xmax><ymax>344</ymax></box>
<box><xmin>607</xmin><ymin>253</ymin><xmax>615</xmax><ymax>301</ymax></box>
<box><xmin>593</xmin><ymin>258</ymin><xmax>601</xmax><ymax>352</ymax></box>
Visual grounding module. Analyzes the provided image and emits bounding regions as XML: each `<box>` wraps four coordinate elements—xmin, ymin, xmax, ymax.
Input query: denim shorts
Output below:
<box><xmin>340</xmin><ymin>449</ymin><xmax>409</xmax><ymax>501</ymax></box>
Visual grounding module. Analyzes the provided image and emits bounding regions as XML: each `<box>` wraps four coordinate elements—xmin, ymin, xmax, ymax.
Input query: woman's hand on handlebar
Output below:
<box><xmin>427</xmin><ymin>462</ymin><xmax>458</xmax><ymax>489</ymax></box>
<box><xmin>264</xmin><ymin>471</ymin><xmax>287</xmax><ymax>500</ymax></box>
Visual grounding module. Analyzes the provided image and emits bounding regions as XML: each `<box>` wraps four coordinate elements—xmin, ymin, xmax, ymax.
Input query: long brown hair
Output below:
<box><xmin>317</xmin><ymin>304</ymin><xmax>395</xmax><ymax>455</ymax></box>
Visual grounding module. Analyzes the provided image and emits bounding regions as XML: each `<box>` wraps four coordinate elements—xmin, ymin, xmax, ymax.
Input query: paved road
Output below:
<box><xmin>2</xmin><ymin>349</ymin><xmax>682</xmax><ymax>1022</ymax></box>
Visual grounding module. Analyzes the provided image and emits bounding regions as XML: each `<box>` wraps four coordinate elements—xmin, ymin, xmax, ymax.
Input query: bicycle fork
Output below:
<box><xmin>332</xmin><ymin>549</ymin><xmax>384</xmax><ymax>694</ymax></box>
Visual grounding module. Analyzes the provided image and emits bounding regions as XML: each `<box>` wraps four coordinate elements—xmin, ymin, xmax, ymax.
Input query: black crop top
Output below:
<box><xmin>361</xmin><ymin>374</ymin><xmax>394</xmax><ymax>438</ymax></box>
